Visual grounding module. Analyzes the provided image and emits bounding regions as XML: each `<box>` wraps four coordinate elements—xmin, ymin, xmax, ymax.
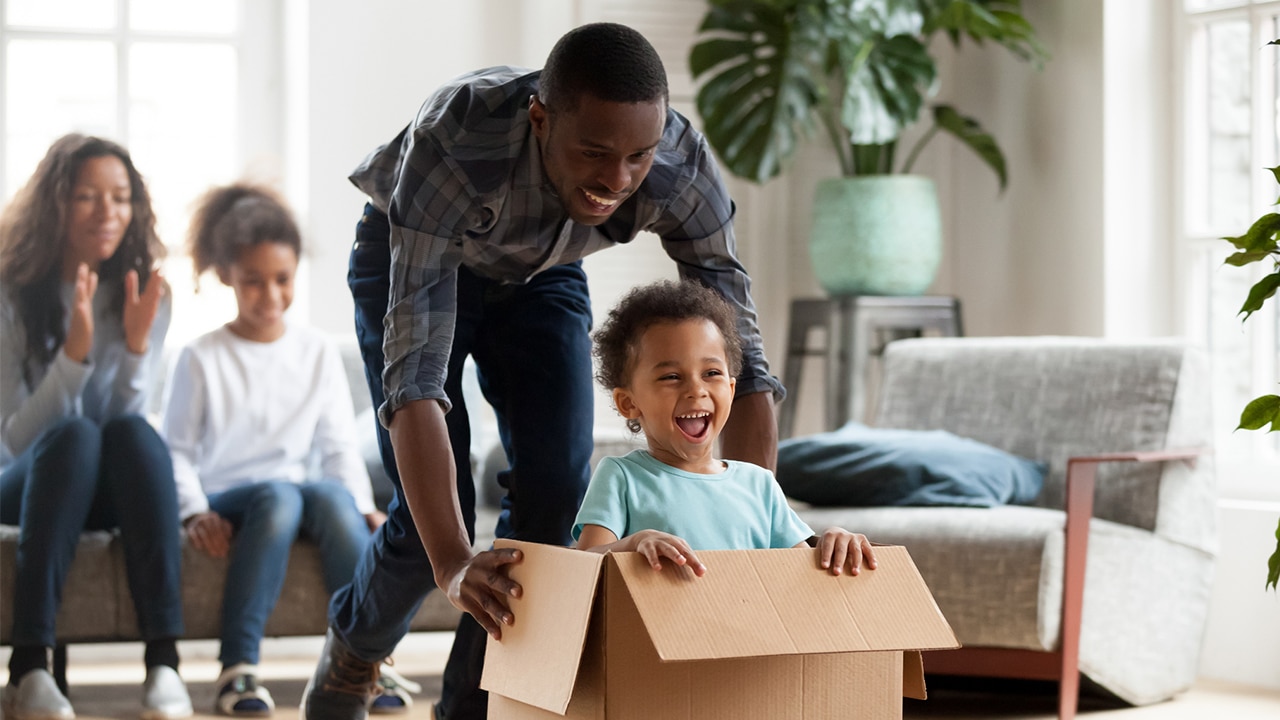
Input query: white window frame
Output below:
<box><xmin>1178</xmin><ymin>0</ymin><xmax>1280</xmax><ymax>502</ymax></box>
<box><xmin>0</xmin><ymin>0</ymin><xmax>288</xmax><ymax>345</ymax></box>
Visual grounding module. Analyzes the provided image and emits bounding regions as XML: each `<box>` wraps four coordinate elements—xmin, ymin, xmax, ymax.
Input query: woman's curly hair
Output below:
<box><xmin>0</xmin><ymin>134</ymin><xmax>164</xmax><ymax>375</ymax></box>
<box><xmin>592</xmin><ymin>280</ymin><xmax>741</xmax><ymax>432</ymax></box>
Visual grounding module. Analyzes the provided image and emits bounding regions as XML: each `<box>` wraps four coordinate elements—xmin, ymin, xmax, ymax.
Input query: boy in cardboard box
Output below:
<box><xmin>573</xmin><ymin>280</ymin><xmax>877</xmax><ymax>572</ymax></box>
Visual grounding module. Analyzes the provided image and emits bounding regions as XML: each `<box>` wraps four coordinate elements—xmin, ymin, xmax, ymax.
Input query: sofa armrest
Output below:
<box><xmin>1058</xmin><ymin>447</ymin><xmax>1208</xmax><ymax>712</ymax></box>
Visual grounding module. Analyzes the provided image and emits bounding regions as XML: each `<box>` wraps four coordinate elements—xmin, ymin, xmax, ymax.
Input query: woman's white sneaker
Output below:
<box><xmin>1</xmin><ymin>669</ymin><xmax>74</xmax><ymax>720</ymax></box>
<box><xmin>141</xmin><ymin>666</ymin><xmax>193</xmax><ymax>720</ymax></box>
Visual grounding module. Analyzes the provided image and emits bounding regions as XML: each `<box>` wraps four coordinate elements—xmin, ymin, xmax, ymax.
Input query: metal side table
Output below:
<box><xmin>778</xmin><ymin>295</ymin><xmax>963</xmax><ymax>439</ymax></box>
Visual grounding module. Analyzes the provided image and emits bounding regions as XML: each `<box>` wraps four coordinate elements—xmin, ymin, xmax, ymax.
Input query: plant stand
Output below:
<box><xmin>778</xmin><ymin>295</ymin><xmax>963</xmax><ymax>439</ymax></box>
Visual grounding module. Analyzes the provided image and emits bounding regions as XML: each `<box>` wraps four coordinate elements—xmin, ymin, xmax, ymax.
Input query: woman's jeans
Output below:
<box><xmin>208</xmin><ymin>480</ymin><xmax>370</xmax><ymax>667</ymax></box>
<box><xmin>0</xmin><ymin>415</ymin><xmax>184</xmax><ymax>648</ymax></box>
<box><xmin>329</xmin><ymin>204</ymin><xmax>595</xmax><ymax>720</ymax></box>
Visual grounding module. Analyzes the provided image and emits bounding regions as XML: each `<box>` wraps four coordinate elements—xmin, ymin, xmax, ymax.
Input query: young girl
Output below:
<box><xmin>0</xmin><ymin>134</ymin><xmax>191</xmax><ymax>720</ymax></box>
<box><xmin>574</xmin><ymin>280</ymin><xmax>877</xmax><ymax>576</ymax></box>
<box><xmin>160</xmin><ymin>183</ymin><xmax>412</xmax><ymax>716</ymax></box>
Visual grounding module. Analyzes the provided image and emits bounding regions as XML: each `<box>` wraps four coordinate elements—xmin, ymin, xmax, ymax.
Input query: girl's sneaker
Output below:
<box><xmin>366</xmin><ymin>662</ymin><xmax>420</xmax><ymax>715</ymax></box>
<box><xmin>214</xmin><ymin>665</ymin><xmax>274</xmax><ymax>717</ymax></box>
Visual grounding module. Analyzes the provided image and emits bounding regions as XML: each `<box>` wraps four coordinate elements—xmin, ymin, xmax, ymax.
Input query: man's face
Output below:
<box><xmin>530</xmin><ymin>93</ymin><xmax>666</xmax><ymax>226</ymax></box>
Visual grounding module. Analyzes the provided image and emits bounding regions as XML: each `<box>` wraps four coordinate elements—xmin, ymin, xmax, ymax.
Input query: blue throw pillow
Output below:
<box><xmin>776</xmin><ymin>423</ymin><xmax>1046</xmax><ymax>507</ymax></box>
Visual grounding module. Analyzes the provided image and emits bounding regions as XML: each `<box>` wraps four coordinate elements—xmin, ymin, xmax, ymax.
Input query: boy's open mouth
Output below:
<box><xmin>675</xmin><ymin>412</ymin><xmax>711</xmax><ymax>441</ymax></box>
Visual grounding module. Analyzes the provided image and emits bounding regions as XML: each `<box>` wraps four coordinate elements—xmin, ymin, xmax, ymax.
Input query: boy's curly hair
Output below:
<box><xmin>593</xmin><ymin>279</ymin><xmax>742</xmax><ymax>396</ymax></box>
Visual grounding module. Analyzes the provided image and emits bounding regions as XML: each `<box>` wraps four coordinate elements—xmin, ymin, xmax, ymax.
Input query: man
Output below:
<box><xmin>302</xmin><ymin>22</ymin><xmax>783</xmax><ymax>720</ymax></box>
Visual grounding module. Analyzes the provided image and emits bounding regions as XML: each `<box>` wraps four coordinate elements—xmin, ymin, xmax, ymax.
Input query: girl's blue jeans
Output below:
<box><xmin>207</xmin><ymin>480</ymin><xmax>370</xmax><ymax>667</ymax></box>
<box><xmin>0</xmin><ymin>415</ymin><xmax>184</xmax><ymax>648</ymax></box>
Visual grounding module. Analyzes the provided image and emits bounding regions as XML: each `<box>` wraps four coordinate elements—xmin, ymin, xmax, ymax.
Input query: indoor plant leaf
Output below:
<box><xmin>931</xmin><ymin>104</ymin><xmax>1007</xmax><ymax>189</ymax></box>
<box><xmin>1268</xmin><ymin>518</ymin><xmax>1280</xmax><ymax>591</ymax></box>
<box><xmin>1237</xmin><ymin>394</ymin><xmax>1280</xmax><ymax>431</ymax></box>
<box><xmin>691</xmin><ymin>0</ymin><xmax>827</xmax><ymax>182</ymax></box>
<box><xmin>1238</xmin><ymin>272</ymin><xmax>1280</xmax><ymax>320</ymax></box>
<box><xmin>842</xmin><ymin>33</ymin><xmax>935</xmax><ymax>145</ymax></box>
<box><xmin>1222</xmin><ymin>212</ymin><xmax>1280</xmax><ymax>251</ymax></box>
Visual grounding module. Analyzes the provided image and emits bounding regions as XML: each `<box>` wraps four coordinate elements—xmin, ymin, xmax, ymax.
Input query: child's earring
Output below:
<box><xmin>613</xmin><ymin>387</ymin><xmax>642</xmax><ymax>434</ymax></box>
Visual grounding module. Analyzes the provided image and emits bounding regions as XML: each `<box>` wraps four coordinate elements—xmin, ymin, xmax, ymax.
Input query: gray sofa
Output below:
<box><xmin>791</xmin><ymin>337</ymin><xmax>1216</xmax><ymax>719</ymax></box>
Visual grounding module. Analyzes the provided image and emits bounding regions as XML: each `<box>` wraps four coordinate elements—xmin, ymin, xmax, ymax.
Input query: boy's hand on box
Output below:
<box><xmin>630</xmin><ymin>530</ymin><xmax>707</xmax><ymax>577</ymax></box>
<box><xmin>817</xmin><ymin>528</ymin><xmax>877</xmax><ymax>576</ymax></box>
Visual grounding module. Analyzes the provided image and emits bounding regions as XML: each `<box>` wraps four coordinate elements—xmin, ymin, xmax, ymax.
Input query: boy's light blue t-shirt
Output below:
<box><xmin>572</xmin><ymin>449</ymin><xmax>814</xmax><ymax>551</ymax></box>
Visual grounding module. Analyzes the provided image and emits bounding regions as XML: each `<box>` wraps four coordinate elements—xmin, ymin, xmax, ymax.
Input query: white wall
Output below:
<box><xmin>288</xmin><ymin>0</ymin><xmax>573</xmax><ymax>337</ymax></box>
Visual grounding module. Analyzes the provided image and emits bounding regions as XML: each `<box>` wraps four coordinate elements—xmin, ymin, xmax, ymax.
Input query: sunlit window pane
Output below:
<box><xmin>1185</xmin><ymin>0</ymin><xmax>1248</xmax><ymax>11</ymax></box>
<box><xmin>129</xmin><ymin>0</ymin><xmax>237</xmax><ymax>35</ymax></box>
<box><xmin>1206</xmin><ymin>19</ymin><xmax>1252</xmax><ymax>231</ymax></box>
<box><xmin>128</xmin><ymin>42</ymin><xmax>237</xmax><ymax>247</ymax></box>
<box><xmin>5</xmin><ymin>40</ymin><xmax>117</xmax><ymax>197</ymax></box>
<box><xmin>6</xmin><ymin>0</ymin><xmax>115</xmax><ymax>30</ymax></box>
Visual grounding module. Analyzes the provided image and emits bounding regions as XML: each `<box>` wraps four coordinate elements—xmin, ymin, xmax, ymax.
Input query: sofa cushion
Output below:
<box><xmin>776</xmin><ymin>423</ymin><xmax>1046</xmax><ymax>507</ymax></box>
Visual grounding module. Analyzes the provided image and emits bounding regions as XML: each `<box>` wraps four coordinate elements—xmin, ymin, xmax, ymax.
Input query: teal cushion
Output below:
<box><xmin>776</xmin><ymin>423</ymin><xmax>1046</xmax><ymax>507</ymax></box>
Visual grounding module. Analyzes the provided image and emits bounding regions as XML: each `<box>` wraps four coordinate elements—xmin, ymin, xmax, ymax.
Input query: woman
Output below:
<box><xmin>0</xmin><ymin>134</ymin><xmax>191</xmax><ymax>720</ymax></box>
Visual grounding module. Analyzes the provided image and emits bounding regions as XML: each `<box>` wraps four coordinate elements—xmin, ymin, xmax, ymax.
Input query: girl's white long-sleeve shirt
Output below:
<box><xmin>161</xmin><ymin>324</ymin><xmax>375</xmax><ymax>521</ymax></box>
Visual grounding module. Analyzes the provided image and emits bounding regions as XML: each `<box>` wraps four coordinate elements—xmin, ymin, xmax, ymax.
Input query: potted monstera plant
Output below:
<box><xmin>690</xmin><ymin>0</ymin><xmax>1047</xmax><ymax>295</ymax></box>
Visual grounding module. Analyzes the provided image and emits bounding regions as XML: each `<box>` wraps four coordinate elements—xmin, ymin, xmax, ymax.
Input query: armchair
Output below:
<box><xmin>791</xmin><ymin>337</ymin><xmax>1216</xmax><ymax>720</ymax></box>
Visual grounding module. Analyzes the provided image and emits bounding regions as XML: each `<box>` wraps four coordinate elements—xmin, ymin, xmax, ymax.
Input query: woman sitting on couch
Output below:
<box><xmin>0</xmin><ymin>134</ymin><xmax>191</xmax><ymax>720</ymax></box>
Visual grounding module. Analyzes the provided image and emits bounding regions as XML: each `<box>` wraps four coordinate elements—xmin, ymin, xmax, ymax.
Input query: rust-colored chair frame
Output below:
<box><xmin>922</xmin><ymin>448</ymin><xmax>1207</xmax><ymax>720</ymax></box>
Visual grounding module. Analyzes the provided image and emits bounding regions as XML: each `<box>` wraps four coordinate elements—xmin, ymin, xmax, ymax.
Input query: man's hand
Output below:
<box><xmin>184</xmin><ymin>512</ymin><xmax>234</xmax><ymax>558</ymax></box>
<box><xmin>814</xmin><ymin>527</ymin><xmax>877</xmax><ymax>576</ymax></box>
<box><xmin>439</xmin><ymin>547</ymin><xmax>524</xmax><ymax>640</ymax></box>
<box><xmin>721</xmin><ymin>390</ymin><xmax>778</xmax><ymax>471</ymax></box>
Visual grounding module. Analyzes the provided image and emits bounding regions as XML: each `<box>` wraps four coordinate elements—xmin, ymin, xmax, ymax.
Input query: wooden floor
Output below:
<box><xmin>7</xmin><ymin>634</ymin><xmax>1280</xmax><ymax>719</ymax></box>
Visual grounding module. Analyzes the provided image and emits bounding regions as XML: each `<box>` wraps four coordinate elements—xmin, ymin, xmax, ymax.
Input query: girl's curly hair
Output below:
<box><xmin>187</xmin><ymin>182</ymin><xmax>301</xmax><ymax>287</ymax></box>
<box><xmin>592</xmin><ymin>280</ymin><xmax>741</xmax><ymax>432</ymax></box>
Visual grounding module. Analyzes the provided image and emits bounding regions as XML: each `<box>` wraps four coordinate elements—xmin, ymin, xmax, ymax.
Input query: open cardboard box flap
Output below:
<box><xmin>481</xmin><ymin>540</ymin><xmax>958</xmax><ymax>715</ymax></box>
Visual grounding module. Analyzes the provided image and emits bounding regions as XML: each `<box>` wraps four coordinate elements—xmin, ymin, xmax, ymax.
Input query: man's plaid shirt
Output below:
<box><xmin>349</xmin><ymin>66</ymin><xmax>782</xmax><ymax>426</ymax></box>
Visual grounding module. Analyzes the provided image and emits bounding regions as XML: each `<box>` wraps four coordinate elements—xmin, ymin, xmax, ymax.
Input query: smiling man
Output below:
<box><xmin>303</xmin><ymin>23</ymin><xmax>784</xmax><ymax>720</ymax></box>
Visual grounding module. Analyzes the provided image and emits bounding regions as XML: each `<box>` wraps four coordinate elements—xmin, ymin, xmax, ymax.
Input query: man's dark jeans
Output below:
<box><xmin>329</xmin><ymin>204</ymin><xmax>594</xmax><ymax>720</ymax></box>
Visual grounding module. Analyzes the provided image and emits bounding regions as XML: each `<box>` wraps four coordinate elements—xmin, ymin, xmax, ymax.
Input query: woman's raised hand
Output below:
<box><xmin>63</xmin><ymin>263</ymin><xmax>99</xmax><ymax>363</ymax></box>
<box><xmin>123</xmin><ymin>267</ymin><xmax>165</xmax><ymax>355</ymax></box>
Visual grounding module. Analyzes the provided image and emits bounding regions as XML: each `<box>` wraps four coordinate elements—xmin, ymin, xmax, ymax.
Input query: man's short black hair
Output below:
<box><xmin>539</xmin><ymin>22</ymin><xmax>669</xmax><ymax>114</ymax></box>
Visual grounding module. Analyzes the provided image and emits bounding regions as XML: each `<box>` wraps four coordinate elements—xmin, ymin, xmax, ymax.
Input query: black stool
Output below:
<box><xmin>778</xmin><ymin>295</ymin><xmax>963</xmax><ymax>439</ymax></box>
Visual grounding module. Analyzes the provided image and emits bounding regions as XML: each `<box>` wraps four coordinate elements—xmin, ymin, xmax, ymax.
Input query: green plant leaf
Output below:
<box><xmin>691</xmin><ymin>0</ymin><xmax>828</xmax><ymax>183</ymax></box>
<box><xmin>842</xmin><ymin>33</ymin><xmax>936</xmax><ymax>145</ymax></box>
<box><xmin>921</xmin><ymin>1</ymin><xmax>1050</xmax><ymax>67</ymax></box>
<box><xmin>1223</xmin><ymin>250</ymin><xmax>1276</xmax><ymax>267</ymax></box>
<box><xmin>931</xmin><ymin>104</ymin><xmax>1007</xmax><ymax>189</ymax></box>
<box><xmin>1268</xmin><ymin>517</ymin><xmax>1280</xmax><ymax>591</ymax></box>
<box><xmin>1269</xmin><ymin>165</ymin><xmax>1280</xmax><ymax>187</ymax></box>
<box><xmin>1237</xmin><ymin>272</ymin><xmax>1280</xmax><ymax>320</ymax></box>
<box><xmin>1223</xmin><ymin>213</ymin><xmax>1280</xmax><ymax>251</ymax></box>
<box><xmin>1237</xmin><ymin>395</ymin><xmax>1280</xmax><ymax>431</ymax></box>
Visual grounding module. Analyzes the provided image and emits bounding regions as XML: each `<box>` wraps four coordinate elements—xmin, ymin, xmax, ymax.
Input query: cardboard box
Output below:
<box><xmin>481</xmin><ymin>540</ymin><xmax>958</xmax><ymax>719</ymax></box>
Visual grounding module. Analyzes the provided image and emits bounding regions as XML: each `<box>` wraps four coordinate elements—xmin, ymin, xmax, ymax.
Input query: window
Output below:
<box><xmin>1</xmin><ymin>0</ymin><xmax>283</xmax><ymax>347</ymax></box>
<box><xmin>1180</xmin><ymin>0</ymin><xmax>1280</xmax><ymax>501</ymax></box>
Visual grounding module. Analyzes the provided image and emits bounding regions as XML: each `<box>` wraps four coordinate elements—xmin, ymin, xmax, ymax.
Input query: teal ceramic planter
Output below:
<box><xmin>808</xmin><ymin>176</ymin><xmax>942</xmax><ymax>296</ymax></box>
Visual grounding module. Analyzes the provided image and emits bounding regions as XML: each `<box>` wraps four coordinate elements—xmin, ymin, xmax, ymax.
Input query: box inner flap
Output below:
<box><xmin>612</xmin><ymin>545</ymin><xmax>958</xmax><ymax>661</ymax></box>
